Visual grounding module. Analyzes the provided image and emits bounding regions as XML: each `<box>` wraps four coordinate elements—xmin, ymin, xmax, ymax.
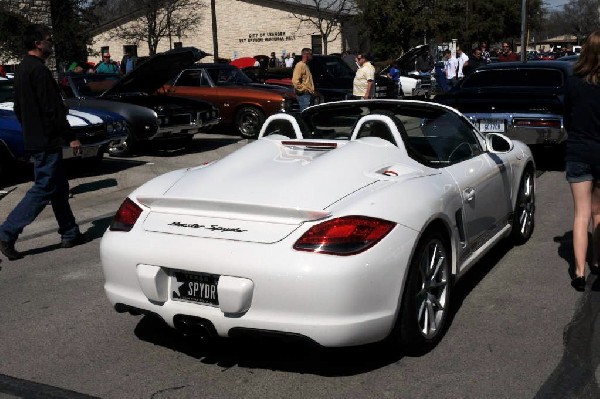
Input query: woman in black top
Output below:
<box><xmin>564</xmin><ymin>30</ymin><xmax>600</xmax><ymax>291</ymax></box>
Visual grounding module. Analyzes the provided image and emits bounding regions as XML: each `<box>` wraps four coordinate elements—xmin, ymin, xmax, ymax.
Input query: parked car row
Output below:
<box><xmin>0</xmin><ymin>79</ymin><xmax>128</xmax><ymax>177</ymax></box>
<box><xmin>239</xmin><ymin>46</ymin><xmax>433</xmax><ymax>101</ymax></box>
<box><xmin>60</xmin><ymin>47</ymin><xmax>220</xmax><ymax>156</ymax></box>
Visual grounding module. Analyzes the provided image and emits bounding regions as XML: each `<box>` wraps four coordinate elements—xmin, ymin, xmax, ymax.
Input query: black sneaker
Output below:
<box><xmin>0</xmin><ymin>240</ymin><xmax>23</xmax><ymax>260</ymax></box>
<box><xmin>570</xmin><ymin>276</ymin><xmax>586</xmax><ymax>292</ymax></box>
<box><xmin>61</xmin><ymin>233</ymin><xmax>90</xmax><ymax>248</ymax></box>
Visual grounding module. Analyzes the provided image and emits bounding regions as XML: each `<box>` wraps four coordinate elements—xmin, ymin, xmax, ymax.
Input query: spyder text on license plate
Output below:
<box><xmin>172</xmin><ymin>271</ymin><xmax>219</xmax><ymax>305</ymax></box>
<box><xmin>479</xmin><ymin>119</ymin><xmax>505</xmax><ymax>133</ymax></box>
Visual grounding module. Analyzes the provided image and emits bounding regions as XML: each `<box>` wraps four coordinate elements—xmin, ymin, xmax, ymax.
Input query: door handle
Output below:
<box><xmin>464</xmin><ymin>187</ymin><xmax>475</xmax><ymax>202</ymax></box>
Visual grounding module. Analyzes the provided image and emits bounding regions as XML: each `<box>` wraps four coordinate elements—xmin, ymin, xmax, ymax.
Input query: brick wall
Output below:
<box><xmin>4</xmin><ymin>0</ymin><xmax>51</xmax><ymax>26</ymax></box>
<box><xmin>93</xmin><ymin>0</ymin><xmax>355</xmax><ymax>63</ymax></box>
<box><xmin>3</xmin><ymin>0</ymin><xmax>54</xmax><ymax>68</ymax></box>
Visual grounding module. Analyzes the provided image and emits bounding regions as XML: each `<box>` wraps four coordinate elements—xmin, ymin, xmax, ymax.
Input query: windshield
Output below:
<box><xmin>67</xmin><ymin>74</ymin><xmax>120</xmax><ymax>97</ymax></box>
<box><xmin>311</xmin><ymin>56</ymin><xmax>355</xmax><ymax>78</ymax></box>
<box><xmin>206</xmin><ymin>67</ymin><xmax>253</xmax><ymax>86</ymax></box>
<box><xmin>262</xmin><ymin>102</ymin><xmax>483</xmax><ymax>168</ymax></box>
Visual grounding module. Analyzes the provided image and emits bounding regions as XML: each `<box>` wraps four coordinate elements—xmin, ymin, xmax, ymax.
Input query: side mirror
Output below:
<box><xmin>486</xmin><ymin>132</ymin><xmax>514</xmax><ymax>153</ymax></box>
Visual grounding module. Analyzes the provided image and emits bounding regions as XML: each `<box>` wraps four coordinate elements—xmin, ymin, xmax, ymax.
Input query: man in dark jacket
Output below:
<box><xmin>0</xmin><ymin>23</ymin><xmax>87</xmax><ymax>261</ymax></box>
<box><xmin>463</xmin><ymin>48</ymin><xmax>488</xmax><ymax>76</ymax></box>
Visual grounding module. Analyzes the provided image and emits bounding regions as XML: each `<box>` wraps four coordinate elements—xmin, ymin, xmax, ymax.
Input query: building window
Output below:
<box><xmin>311</xmin><ymin>35</ymin><xmax>322</xmax><ymax>55</ymax></box>
<box><xmin>123</xmin><ymin>44</ymin><xmax>138</xmax><ymax>57</ymax></box>
<box><xmin>174</xmin><ymin>42</ymin><xmax>183</xmax><ymax>49</ymax></box>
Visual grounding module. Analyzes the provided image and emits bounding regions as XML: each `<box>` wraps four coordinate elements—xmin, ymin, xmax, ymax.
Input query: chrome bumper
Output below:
<box><xmin>150</xmin><ymin>113</ymin><xmax>221</xmax><ymax>140</ymax></box>
<box><xmin>62</xmin><ymin>134</ymin><xmax>127</xmax><ymax>160</ymax></box>
<box><xmin>465</xmin><ymin>113</ymin><xmax>566</xmax><ymax>145</ymax></box>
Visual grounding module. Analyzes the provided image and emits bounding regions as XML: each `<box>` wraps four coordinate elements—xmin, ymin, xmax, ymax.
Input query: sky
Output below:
<box><xmin>542</xmin><ymin>0</ymin><xmax>568</xmax><ymax>9</ymax></box>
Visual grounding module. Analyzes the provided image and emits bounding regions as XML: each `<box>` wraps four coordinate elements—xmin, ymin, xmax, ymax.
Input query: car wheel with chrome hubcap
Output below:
<box><xmin>512</xmin><ymin>167</ymin><xmax>535</xmax><ymax>244</ymax></box>
<box><xmin>235</xmin><ymin>106</ymin><xmax>265</xmax><ymax>139</ymax></box>
<box><xmin>393</xmin><ymin>230</ymin><xmax>452</xmax><ymax>355</ymax></box>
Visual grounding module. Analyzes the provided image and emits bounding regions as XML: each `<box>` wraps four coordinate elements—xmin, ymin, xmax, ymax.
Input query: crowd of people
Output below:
<box><xmin>64</xmin><ymin>50</ymin><xmax>137</xmax><ymax>76</ymax></box>
<box><xmin>435</xmin><ymin>41</ymin><xmax>520</xmax><ymax>93</ymax></box>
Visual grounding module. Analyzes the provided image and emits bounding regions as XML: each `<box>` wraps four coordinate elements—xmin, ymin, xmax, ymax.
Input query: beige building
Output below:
<box><xmin>92</xmin><ymin>0</ymin><xmax>357</xmax><ymax>64</ymax></box>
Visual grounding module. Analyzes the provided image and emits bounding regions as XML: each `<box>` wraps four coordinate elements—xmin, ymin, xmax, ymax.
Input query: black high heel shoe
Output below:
<box><xmin>571</xmin><ymin>276</ymin><xmax>586</xmax><ymax>291</ymax></box>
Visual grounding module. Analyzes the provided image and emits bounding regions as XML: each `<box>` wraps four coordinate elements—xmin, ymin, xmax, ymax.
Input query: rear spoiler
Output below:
<box><xmin>136</xmin><ymin>196</ymin><xmax>330</xmax><ymax>224</ymax></box>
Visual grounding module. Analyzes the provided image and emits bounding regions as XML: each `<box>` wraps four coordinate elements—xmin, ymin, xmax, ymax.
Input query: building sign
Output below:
<box><xmin>239</xmin><ymin>32</ymin><xmax>296</xmax><ymax>43</ymax></box>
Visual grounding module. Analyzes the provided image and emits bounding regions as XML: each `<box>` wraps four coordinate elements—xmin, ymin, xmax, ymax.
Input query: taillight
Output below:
<box><xmin>109</xmin><ymin>198</ymin><xmax>143</xmax><ymax>232</ymax></box>
<box><xmin>513</xmin><ymin>119</ymin><xmax>561</xmax><ymax>128</ymax></box>
<box><xmin>293</xmin><ymin>216</ymin><xmax>396</xmax><ymax>255</ymax></box>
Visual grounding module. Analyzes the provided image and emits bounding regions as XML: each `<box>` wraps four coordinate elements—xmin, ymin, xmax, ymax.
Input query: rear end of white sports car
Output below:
<box><xmin>101</xmin><ymin>137</ymin><xmax>426</xmax><ymax>347</ymax></box>
<box><xmin>101</xmin><ymin>99</ymin><xmax>534</xmax><ymax>351</ymax></box>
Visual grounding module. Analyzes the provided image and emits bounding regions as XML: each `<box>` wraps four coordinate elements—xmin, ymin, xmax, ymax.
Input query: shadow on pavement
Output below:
<box><xmin>0</xmin><ymin>157</ymin><xmax>147</xmax><ymax>187</ymax></box>
<box><xmin>70</xmin><ymin>178</ymin><xmax>118</xmax><ymax>196</ymax></box>
<box><xmin>134</xmin><ymin>314</ymin><xmax>402</xmax><ymax>376</ymax></box>
<box><xmin>119</xmin><ymin>133</ymin><xmax>243</xmax><ymax>158</ymax></box>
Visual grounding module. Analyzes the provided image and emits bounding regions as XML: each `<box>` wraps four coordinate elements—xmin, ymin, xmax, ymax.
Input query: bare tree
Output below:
<box><xmin>563</xmin><ymin>0</ymin><xmax>600</xmax><ymax>43</ymax></box>
<box><xmin>289</xmin><ymin>0</ymin><xmax>357</xmax><ymax>54</ymax></box>
<box><xmin>113</xmin><ymin>0</ymin><xmax>205</xmax><ymax>55</ymax></box>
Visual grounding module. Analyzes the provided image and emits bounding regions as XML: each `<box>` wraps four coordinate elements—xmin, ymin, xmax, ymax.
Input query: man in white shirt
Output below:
<box><xmin>456</xmin><ymin>47</ymin><xmax>469</xmax><ymax>79</ymax></box>
<box><xmin>284</xmin><ymin>53</ymin><xmax>295</xmax><ymax>68</ymax></box>
<box><xmin>443</xmin><ymin>49</ymin><xmax>458</xmax><ymax>88</ymax></box>
<box><xmin>353</xmin><ymin>53</ymin><xmax>375</xmax><ymax>99</ymax></box>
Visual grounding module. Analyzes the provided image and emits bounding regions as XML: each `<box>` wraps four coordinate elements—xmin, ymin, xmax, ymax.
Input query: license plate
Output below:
<box><xmin>172</xmin><ymin>271</ymin><xmax>219</xmax><ymax>305</ymax></box>
<box><xmin>479</xmin><ymin>119</ymin><xmax>505</xmax><ymax>133</ymax></box>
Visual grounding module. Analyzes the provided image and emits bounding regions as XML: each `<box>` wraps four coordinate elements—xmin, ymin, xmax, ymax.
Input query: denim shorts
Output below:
<box><xmin>565</xmin><ymin>161</ymin><xmax>600</xmax><ymax>183</ymax></box>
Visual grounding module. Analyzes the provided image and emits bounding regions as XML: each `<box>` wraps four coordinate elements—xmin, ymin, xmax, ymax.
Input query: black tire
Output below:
<box><xmin>393</xmin><ymin>230</ymin><xmax>452</xmax><ymax>355</ymax></box>
<box><xmin>235</xmin><ymin>106</ymin><xmax>265</xmax><ymax>139</ymax></box>
<box><xmin>511</xmin><ymin>167</ymin><xmax>535</xmax><ymax>244</ymax></box>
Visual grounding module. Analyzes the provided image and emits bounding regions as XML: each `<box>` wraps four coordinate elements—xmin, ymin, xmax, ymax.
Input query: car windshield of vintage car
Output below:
<box><xmin>461</xmin><ymin>69</ymin><xmax>563</xmax><ymax>88</ymax></box>
<box><xmin>320</xmin><ymin>57</ymin><xmax>355</xmax><ymax>78</ymax></box>
<box><xmin>69</xmin><ymin>75</ymin><xmax>120</xmax><ymax>97</ymax></box>
<box><xmin>206</xmin><ymin>67</ymin><xmax>253</xmax><ymax>86</ymax></box>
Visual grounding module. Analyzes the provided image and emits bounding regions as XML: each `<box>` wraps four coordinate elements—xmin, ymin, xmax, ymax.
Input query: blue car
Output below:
<box><xmin>0</xmin><ymin>80</ymin><xmax>128</xmax><ymax>177</ymax></box>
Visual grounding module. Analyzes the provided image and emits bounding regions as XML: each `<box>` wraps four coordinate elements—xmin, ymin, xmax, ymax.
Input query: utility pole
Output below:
<box><xmin>211</xmin><ymin>0</ymin><xmax>219</xmax><ymax>62</ymax></box>
<box><xmin>520</xmin><ymin>0</ymin><xmax>527</xmax><ymax>62</ymax></box>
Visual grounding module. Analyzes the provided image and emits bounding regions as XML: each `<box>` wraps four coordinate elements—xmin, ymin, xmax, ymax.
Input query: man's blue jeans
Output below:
<box><xmin>0</xmin><ymin>149</ymin><xmax>80</xmax><ymax>244</ymax></box>
<box><xmin>297</xmin><ymin>93</ymin><xmax>312</xmax><ymax>111</ymax></box>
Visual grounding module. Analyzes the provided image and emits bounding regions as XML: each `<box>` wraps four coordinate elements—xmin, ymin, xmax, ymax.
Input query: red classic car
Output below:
<box><xmin>164</xmin><ymin>64</ymin><xmax>299</xmax><ymax>138</ymax></box>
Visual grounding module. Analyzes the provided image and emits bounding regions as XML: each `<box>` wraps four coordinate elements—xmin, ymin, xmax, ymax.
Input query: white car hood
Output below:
<box><xmin>138</xmin><ymin>138</ymin><xmax>427</xmax><ymax>243</ymax></box>
<box><xmin>0</xmin><ymin>102</ymin><xmax>103</xmax><ymax>127</ymax></box>
<box><xmin>166</xmin><ymin>138</ymin><xmax>418</xmax><ymax>212</ymax></box>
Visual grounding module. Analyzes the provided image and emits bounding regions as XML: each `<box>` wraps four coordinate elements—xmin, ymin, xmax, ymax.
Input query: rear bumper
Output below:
<box><xmin>100</xmin><ymin>222</ymin><xmax>418</xmax><ymax>347</ymax></box>
<box><xmin>465</xmin><ymin>113</ymin><xmax>566</xmax><ymax>145</ymax></box>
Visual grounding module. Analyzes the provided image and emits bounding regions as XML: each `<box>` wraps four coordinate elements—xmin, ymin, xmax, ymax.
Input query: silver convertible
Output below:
<box><xmin>101</xmin><ymin>99</ymin><xmax>535</xmax><ymax>353</ymax></box>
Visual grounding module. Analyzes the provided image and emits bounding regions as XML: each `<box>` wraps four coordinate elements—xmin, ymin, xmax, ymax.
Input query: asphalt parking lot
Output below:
<box><xmin>0</xmin><ymin>133</ymin><xmax>598</xmax><ymax>399</ymax></box>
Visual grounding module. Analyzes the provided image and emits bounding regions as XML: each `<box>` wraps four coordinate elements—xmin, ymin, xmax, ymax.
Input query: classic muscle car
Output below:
<box><xmin>377</xmin><ymin>45</ymin><xmax>433</xmax><ymax>98</ymax></box>
<box><xmin>101</xmin><ymin>99</ymin><xmax>535</xmax><ymax>352</ymax></box>
<box><xmin>434</xmin><ymin>61</ymin><xmax>572</xmax><ymax>146</ymax></box>
<box><xmin>61</xmin><ymin>47</ymin><xmax>219</xmax><ymax>156</ymax></box>
<box><xmin>0</xmin><ymin>101</ymin><xmax>127</xmax><ymax>177</ymax></box>
<box><xmin>164</xmin><ymin>64</ymin><xmax>299</xmax><ymax>139</ymax></box>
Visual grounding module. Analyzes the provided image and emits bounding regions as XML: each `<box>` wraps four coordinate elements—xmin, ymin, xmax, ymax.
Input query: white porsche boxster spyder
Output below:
<box><xmin>101</xmin><ymin>100</ymin><xmax>535</xmax><ymax>353</ymax></box>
